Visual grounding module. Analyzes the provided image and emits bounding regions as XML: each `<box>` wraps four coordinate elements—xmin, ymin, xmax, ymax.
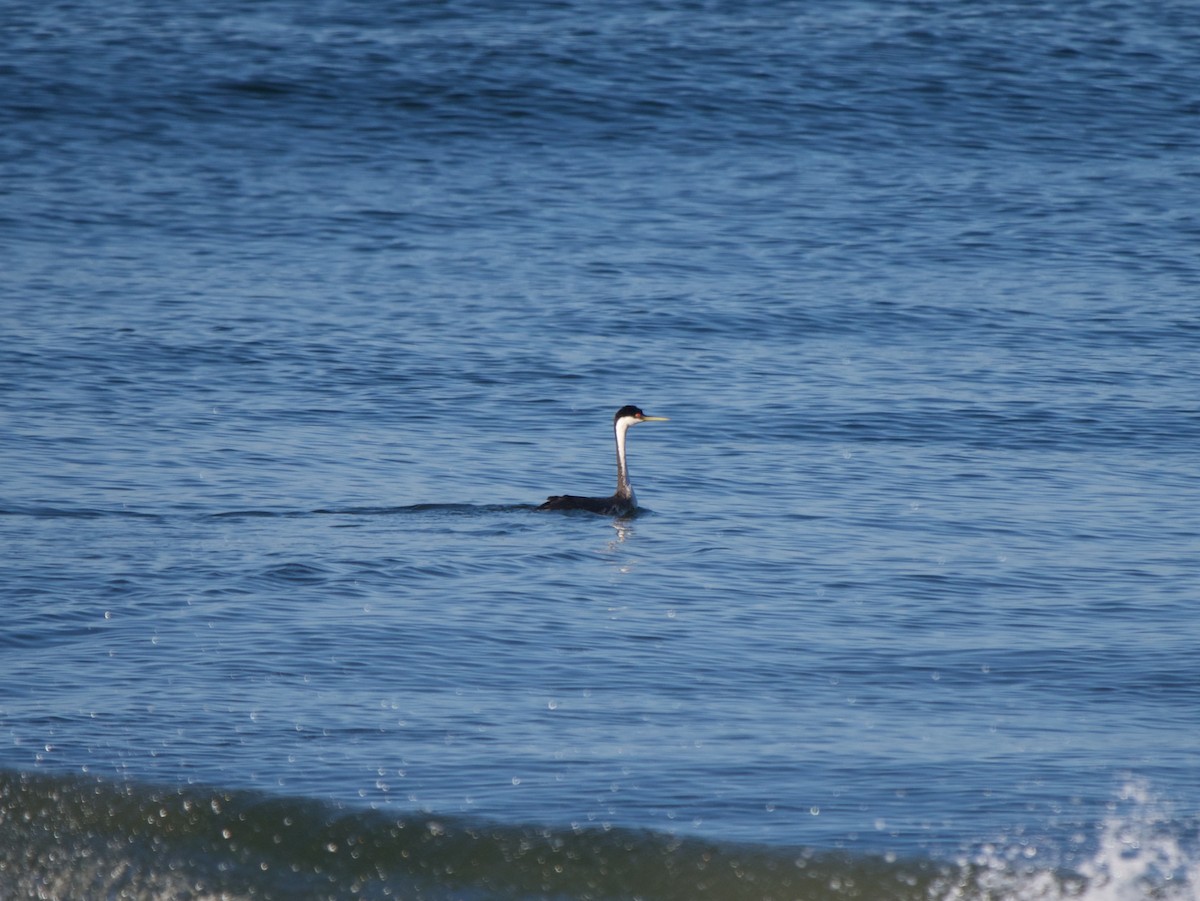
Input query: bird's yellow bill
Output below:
<box><xmin>640</xmin><ymin>415</ymin><xmax>669</xmax><ymax>421</ymax></box>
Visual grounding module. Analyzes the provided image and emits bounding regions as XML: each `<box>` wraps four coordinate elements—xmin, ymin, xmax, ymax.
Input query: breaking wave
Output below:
<box><xmin>1</xmin><ymin>771</ymin><xmax>1194</xmax><ymax>900</ymax></box>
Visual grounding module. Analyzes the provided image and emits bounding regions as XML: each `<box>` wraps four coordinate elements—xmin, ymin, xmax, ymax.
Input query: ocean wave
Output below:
<box><xmin>2</xmin><ymin>770</ymin><xmax>1193</xmax><ymax>901</ymax></box>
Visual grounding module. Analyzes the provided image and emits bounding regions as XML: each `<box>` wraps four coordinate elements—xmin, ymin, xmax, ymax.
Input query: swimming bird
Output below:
<box><xmin>538</xmin><ymin>405</ymin><xmax>668</xmax><ymax>516</ymax></box>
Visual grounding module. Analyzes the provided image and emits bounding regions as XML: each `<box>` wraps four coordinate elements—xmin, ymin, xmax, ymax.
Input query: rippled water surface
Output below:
<box><xmin>3</xmin><ymin>0</ymin><xmax>1199</xmax><ymax>897</ymax></box>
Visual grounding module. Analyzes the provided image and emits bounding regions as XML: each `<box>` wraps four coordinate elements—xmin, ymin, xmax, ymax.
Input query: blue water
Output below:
<box><xmin>3</xmin><ymin>1</ymin><xmax>1200</xmax><ymax>898</ymax></box>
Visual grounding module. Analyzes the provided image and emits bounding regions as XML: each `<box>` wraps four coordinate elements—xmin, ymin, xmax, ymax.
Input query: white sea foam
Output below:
<box><xmin>932</xmin><ymin>784</ymin><xmax>1197</xmax><ymax>901</ymax></box>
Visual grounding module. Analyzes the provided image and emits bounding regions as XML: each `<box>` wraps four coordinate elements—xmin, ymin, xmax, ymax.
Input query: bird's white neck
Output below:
<box><xmin>614</xmin><ymin>416</ymin><xmax>635</xmax><ymax>502</ymax></box>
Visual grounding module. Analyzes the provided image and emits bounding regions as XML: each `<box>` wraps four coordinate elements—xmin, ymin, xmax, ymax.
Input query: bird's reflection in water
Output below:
<box><xmin>608</xmin><ymin>518</ymin><xmax>635</xmax><ymax>547</ymax></box>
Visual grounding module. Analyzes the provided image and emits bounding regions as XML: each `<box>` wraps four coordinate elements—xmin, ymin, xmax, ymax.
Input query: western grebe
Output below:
<box><xmin>538</xmin><ymin>405</ymin><xmax>668</xmax><ymax>516</ymax></box>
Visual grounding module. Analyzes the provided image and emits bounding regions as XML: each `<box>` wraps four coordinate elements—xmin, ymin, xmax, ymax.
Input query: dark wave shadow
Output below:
<box><xmin>312</xmin><ymin>503</ymin><xmax>538</xmax><ymax>517</ymax></box>
<box><xmin>0</xmin><ymin>506</ymin><xmax>164</xmax><ymax>521</ymax></box>
<box><xmin>203</xmin><ymin>504</ymin><xmax>536</xmax><ymax>521</ymax></box>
